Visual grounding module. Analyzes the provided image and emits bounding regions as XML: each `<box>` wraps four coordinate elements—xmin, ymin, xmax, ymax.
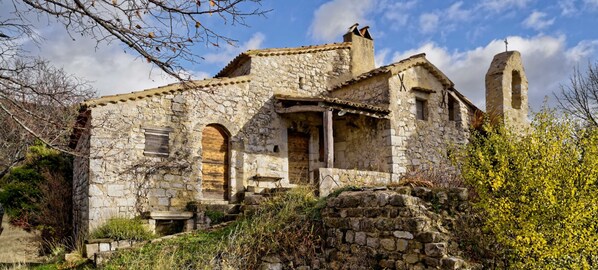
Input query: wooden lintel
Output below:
<box><xmin>275</xmin><ymin>105</ymin><xmax>326</xmax><ymax>114</ymax></box>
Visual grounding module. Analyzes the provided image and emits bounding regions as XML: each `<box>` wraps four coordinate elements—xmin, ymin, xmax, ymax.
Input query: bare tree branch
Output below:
<box><xmin>556</xmin><ymin>62</ymin><xmax>598</xmax><ymax>127</ymax></box>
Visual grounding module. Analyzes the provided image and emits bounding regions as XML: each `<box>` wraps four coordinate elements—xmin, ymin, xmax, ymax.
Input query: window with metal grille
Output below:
<box><xmin>416</xmin><ymin>99</ymin><xmax>427</xmax><ymax>120</ymax></box>
<box><xmin>144</xmin><ymin>128</ymin><xmax>170</xmax><ymax>156</ymax></box>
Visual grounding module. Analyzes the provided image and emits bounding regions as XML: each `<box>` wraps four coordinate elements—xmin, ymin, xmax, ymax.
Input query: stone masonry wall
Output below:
<box><xmin>81</xmin><ymin>48</ymin><xmax>353</xmax><ymax>231</ymax></box>
<box><xmin>73</xmin><ymin>118</ymin><xmax>91</xmax><ymax>236</ymax></box>
<box><xmin>333</xmin><ymin>114</ymin><xmax>391</xmax><ymax>172</ymax></box>
<box><xmin>328</xmin><ymin>75</ymin><xmax>391</xmax><ymax>108</ymax></box>
<box><xmin>388</xmin><ymin>66</ymin><xmax>471</xmax><ymax>178</ymax></box>
<box><xmin>322</xmin><ymin>187</ymin><xmax>476</xmax><ymax>270</ymax></box>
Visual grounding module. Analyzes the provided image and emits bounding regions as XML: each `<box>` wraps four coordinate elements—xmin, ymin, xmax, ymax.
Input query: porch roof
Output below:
<box><xmin>273</xmin><ymin>94</ymin><xmax>390</xmax><ymax>119</ymax></box>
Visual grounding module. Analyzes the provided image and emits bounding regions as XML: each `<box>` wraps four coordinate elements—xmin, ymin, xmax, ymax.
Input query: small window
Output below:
<box><xmin>144</xmin><ymin>128</ymin><xmax>170</xmax><ymax>156</ymax></box>
<box><xmin>416</xmin><ymin>99</ymin><xmax>427</xmax><ymax>120</ymax></box>
<box><xmin>511</xmin><ymin>70</ymin><xmax>522</xmax><ymax>109</ymax></box>
<box><xmin>448</xmin><ymin>96</ymin><xmax>456</xmax><ymax>121</ymax></box>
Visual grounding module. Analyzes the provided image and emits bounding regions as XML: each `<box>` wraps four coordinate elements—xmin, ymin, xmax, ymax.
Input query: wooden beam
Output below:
<box><xmin>275</xmin><ymin>105</ymin><xmax>326</xmax><ymax>114</ymax></box>
<box><xmin>324</xmin><ymin>109</ymin><xmax>334</xmax><ymax>168</ymax></box>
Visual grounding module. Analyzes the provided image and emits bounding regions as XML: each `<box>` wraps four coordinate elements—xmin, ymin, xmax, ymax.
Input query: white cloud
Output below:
<box><xmin>559</xmin><ymin>0</ymin><xmax>578</xmax><ymax>15</ymax></box>
<box><xmin>419</xmin><ymin>13</ymin><xmax>439</xmax><ymax>34</ymax></box>
<box><xmin>446</xmin><ymin>1</ymin><xmax>471</xmax><ymax>21</ymax></box>
<box><xmin>38</xmin><ymin>31</ymin><xmax>181</xmax><ymax>97</ymax></box>
<box><xmin>523</xmin><ymin>11</ymin><xmax>555</xmax><ymax>31</ymax></box>
<box><xmin>477</xmin><ymin>0</ymin><xmax>533</xmax><ymax>12</ymax></box>
<box><xmin>379</xmin><ymin>0</ymin><xmax>418</xmax><ymax>27</ymax></box>
<box><xmin>584</xmin><ymin>0</ymin><xmax>598</xmax><ymax>8</ymax></box>
<box><xmin>391</xmin><ymin>35</ymin><xmax>598</xmax><ymax>111</ymax></box>
<box><xmin>203</xmin><ymin>32</ymin><xmax>266</xmax><ymax>64</ymax></box>
<box><xmin>309</xmin><ymin>0</ymin><xmax>376</xmax><ymax>42</ymax></box>
<box><xmin>375</xmin><ymin>48</ymin><xmax>391</xmax><ymax>67</ymax></box>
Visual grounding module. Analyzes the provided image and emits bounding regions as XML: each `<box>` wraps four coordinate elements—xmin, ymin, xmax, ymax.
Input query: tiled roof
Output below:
<box><xmin>215</xmin><ymin>42</ymin><xmax>352</xmax><ymax>77</ymax></box>
<box><xmin>330</xmin><ymin>53</ymin><xmax>454</xmax><ymax>91</ymax></box>
<box><xmin>274</xmin><ymin>94</ymin><xmax>390</xmax><ymax>114</ymax></box>
<box><xmin>82</xmin><ymin>76</ymin><xmax>251</xmax><ymax>108</ymax></box>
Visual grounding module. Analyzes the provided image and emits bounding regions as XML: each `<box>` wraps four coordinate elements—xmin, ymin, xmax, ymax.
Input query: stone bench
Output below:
<box><xmin>144</xmin><ymin>211</ymin><xmax>195</xmax><ymax>234</ymax></box>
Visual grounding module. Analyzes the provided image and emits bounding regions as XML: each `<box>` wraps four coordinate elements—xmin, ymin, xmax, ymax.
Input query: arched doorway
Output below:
<box><xmin>201</xmin><ymin>124</ymin><xmax>230</xmax><ymax>200</ymax></box>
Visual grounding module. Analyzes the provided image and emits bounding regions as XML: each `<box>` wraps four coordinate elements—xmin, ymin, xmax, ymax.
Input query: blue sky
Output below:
<box><xmin>15</xmin><ymin>0</ymin><xmax>598</xmax><ymax>111</ymax></box>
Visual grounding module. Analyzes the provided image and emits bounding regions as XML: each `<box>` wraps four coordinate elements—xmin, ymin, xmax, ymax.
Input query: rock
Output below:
<box><xmin>393</xmin><ymin>231</ymin><xmax>414</xmax><ymax>239</ymax></box>
<box><xmin>441</xmin><ymin>256</ymin><xmax>464</xmax><ymax>270</ymax></box>
<box><xmin>424</xmin><ymin>242</ymin><xmax>447</xmax><ymax>258</ymax></box>
<box><xmin>355</xmin><ymin>231</ymin><xmax>367</xmax><ymax>245</ymax></box>
<box><xmin>396</xmin><ymin>239</ymin><xmax>409</xmax><ymax>252</ymax></box>
<box><xmin>366</xmin><ymin>237</ymin><xmax>380</xmax><ymax>248</ymax></box>
<box><xmin>380</xmin><ymin>238</ymin><xmax>396</xmax><ymax>251</ymax></box>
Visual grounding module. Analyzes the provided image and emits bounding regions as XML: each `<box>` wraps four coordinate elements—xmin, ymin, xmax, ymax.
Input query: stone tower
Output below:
<box><xmin>343</xmin><ymin>23</ymin><xmax>375</xmax><ymax>77</ymax></box>
<box><xmin>485</xmin><ymin>51</ymin><xmax>529</xmax><ymax>129</ymax></box>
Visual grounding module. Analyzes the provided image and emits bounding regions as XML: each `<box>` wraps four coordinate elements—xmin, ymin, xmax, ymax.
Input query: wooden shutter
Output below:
<box><xmin>144</xmin><ymin>128</ymin><xmax>170</xmax><ymax>156</ymax></box>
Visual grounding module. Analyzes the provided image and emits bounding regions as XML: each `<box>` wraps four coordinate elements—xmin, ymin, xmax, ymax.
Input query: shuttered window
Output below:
<box><xmin>144</xmin><ymin>128</ymin><xmax>170</xmax><ymax>156</ymax></box>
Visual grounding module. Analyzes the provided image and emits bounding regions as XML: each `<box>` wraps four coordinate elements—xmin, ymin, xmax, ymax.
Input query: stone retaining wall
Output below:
<box><xmin>321</xmin><ymin>187</ymin><xmax>478</xmax><ymax>270</ymax></box>
<box><xmin>318</xmin><ymin>168</ymin><xmax>391</xmax><ymax>197</ymax></box>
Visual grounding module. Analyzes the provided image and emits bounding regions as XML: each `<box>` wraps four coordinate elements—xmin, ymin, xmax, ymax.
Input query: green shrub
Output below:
<box><xmin>457</xmin><ymin>110</ymin><xmax>598</xmax><ymax>269</ymax></box>
<box><xmin>90</xmin><ymin>218</ymin><xmax>154</xmax><ymax>241</ymax></box>
<box><xmin>204</xmin><ymin>210</ymin><xmax>225</xmax><ymax>224</ymax></box>
<box><xmin>103</xmin><ymin>187</ymin><xmax>323</xmax><ymax>269</ymax></box>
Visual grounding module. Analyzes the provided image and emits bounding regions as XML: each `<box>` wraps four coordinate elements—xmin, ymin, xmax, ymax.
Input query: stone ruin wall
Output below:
<box><xmin>73</xmin><ymin>118</ymin><xmax>91</xmax><ymax>236</ymax></box>
<box><xmin>79</xmin><ymin>48</ymin><xmax>353</xmax><ymax>230</ymax></box>
<box><xmin>328</xmin><ymin>75</ymin><xmax>392</xmax><ymax>108</ymax></box>
<box><xmin>322</xmin><ymin>187</ymin><xmax>478</xmax><ymax>270</ymax></box>
<box><xmin>389</xmin><ymin>66</ymin><xmax>472</xmax><ymax>179</ymax></box>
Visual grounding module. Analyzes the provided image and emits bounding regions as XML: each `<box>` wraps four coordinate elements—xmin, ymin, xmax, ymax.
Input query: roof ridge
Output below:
<box><xmin>215</xmin><ymin>42</ymin><xmax>352</xmax><ymax>78</ymax></box>
<box><xmin>83</xmin><ymin>75</ymin><xmax>251</xmax><ymax>107</ymax></box>
<box><xmin>329</xmin><ymin>53</ymin><xmax>453</xmax><ymax>91</ymax></box>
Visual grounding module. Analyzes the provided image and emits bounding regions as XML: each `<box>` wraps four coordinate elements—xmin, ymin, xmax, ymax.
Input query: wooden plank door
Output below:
<box><xmin>288</xmin><ymin>130</ymin><xmax>310</xmax><ymax>185</ymax></box>
<box><xmin>201</xmin><ymin>125</ymin><xmax>229</xmax><ymax>200</ymax></box>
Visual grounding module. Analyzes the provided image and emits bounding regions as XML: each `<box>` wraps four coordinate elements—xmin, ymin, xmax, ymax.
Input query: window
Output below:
<box><xmin>448</xmin><ymin>96</ymin><xmax>456</xmax><ymax>121</ymax></box>
<box><xmin>511</xmin><ymin>70</ymin><xmax>522</xmax><ymax>109</ymax></box>
<box><xmin>416</xmin><ymin>99</ymin><xmax>427</xmax><ymax>120</ymax></box>
<box><xmin>144</xmin><ymin>128</ymin><xmax>170</xmax><ymax>156</ymax></box>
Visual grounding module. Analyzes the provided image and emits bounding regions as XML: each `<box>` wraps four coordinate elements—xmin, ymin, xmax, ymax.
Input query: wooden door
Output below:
<box><xmin>201</xmin><ymin>125</ymin><xmax>229</xmax><ymax>200</ymax></box>
<box><xmin>288</xmin><ymin>130</ymin><xmax>310</xmax><ymax>185</ymax></box>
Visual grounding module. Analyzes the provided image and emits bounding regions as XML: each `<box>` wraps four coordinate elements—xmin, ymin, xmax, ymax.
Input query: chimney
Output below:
<box><xmin>343</xmin><ymin>23</ymin><xmax>375</xmax><ymax>77</ymax></box>
<box><xmin>485</xmin><ymin>51</ymin><xmax>529</xmax><ymax>129</ymax></box>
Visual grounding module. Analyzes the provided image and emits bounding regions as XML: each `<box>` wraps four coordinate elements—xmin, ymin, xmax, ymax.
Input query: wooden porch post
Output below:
<box><xmin>324</xmin><ymin>109</ymin><xmax>334</xmax><ymax>168</ymax></box>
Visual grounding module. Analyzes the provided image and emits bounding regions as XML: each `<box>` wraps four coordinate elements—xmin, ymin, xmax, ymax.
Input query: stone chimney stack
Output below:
<box><xmin>343</xmin><ymin>23</ymin><xmax>375</xmax><ymax>77</ymax></box>
<box><xmin>485</xmin><ymin>51</ymin><xmax>529</xmax><ymax>129</ymax></box>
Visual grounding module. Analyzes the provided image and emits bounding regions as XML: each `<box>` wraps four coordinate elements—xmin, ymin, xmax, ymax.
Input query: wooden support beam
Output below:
<box><xmin>324</xmin><ymin>109</ymin><xmax>334</xmax><ymax>168</ymax></box>
<box><xmin>275</xmin><ymin>105</ymin><xmax>326</xmax><ymax>114</ymax></box>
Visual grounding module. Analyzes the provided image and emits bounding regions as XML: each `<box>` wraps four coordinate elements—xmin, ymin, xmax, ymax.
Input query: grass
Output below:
<box><xmin>102</xmin><ymin>187</ymin><xmax>324</xmax><ymax>270</ymax></box>
<box><xmin>89</xmin><ymin>218</ymin><xmax>154</xmax><ymax>241</ymax></box>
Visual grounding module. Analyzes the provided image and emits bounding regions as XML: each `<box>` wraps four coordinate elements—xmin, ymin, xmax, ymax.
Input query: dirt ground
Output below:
<box><xmin>0</xmin><ymin>219</ymin><xmax>44</xmax><ymax>264</ymax></box>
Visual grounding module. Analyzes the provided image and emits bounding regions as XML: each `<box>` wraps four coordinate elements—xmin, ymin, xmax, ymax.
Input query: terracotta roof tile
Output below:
<box><xmin>83</xmin><ymin>76</ymin><xmax>251</xmax><ymax>108</ymax></box>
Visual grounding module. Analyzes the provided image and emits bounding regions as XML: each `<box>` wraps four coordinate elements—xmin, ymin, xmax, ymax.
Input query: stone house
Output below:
<box><xmin>71</xmin><ymin>25</ymin><xmax>528</xmax><ymax>234</ymax></box>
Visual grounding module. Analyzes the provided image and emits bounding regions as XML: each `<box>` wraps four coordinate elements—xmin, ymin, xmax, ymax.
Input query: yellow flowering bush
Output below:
<box><xmin>459</xmin><ymin>110</ymin><xmax>598</xmax><ymax>269</ymax></box>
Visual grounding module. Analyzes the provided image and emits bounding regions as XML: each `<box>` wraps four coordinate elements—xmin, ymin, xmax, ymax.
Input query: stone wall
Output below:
<box><xmin>333</xmin><ymin>114</ymin><xmax>391</xmax><ymax>172</ymax></box>
<box><xmin>388</xmin><ymin>66</ymin><xmax>471</xmax><ymax>178</ymax></box>
<box><xmin>73</xmin><ymin>118</ymin><xmax>91</xmax><ymax>236</ymax></box>
<box><xmin>79</xmin><ymin>47</ymin><xmax>354</xmax><ymax>230</ymax></box>
<box><xmin>322</xmin><ymin>187</ymin><xmax>477</xmax><ymax>270</ymax></box>
<box><xmin>328</xmin><ymin>75</ymin><xmax>391</xmax><ymax>107</ymax></box>
<box><xmin>318</xmin><ymin>168</ymin><xmax>391</xmax><ymax>197</ymax></box>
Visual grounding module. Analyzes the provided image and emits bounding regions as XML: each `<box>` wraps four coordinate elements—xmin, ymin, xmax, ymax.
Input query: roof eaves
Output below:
<box><xmin>83</xmin><ymin>75</ymin><xmax>251</xmax><ymax>108</ymax></box>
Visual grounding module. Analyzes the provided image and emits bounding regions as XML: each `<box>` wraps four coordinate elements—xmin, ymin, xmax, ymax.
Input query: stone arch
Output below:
<box><xmin>511</xmin><ymin>70</ymin><xmax>522</xmax><ymax>110</ymax></box>
<box><xmin>201</xmin><ymin>124</ymin><xmax>230</xmax><ymax>200</ymax></box>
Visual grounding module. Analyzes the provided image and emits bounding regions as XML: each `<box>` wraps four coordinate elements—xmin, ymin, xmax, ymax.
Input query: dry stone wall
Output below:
<box><xmin>322</xmin><ymin>187</ymin><xmax>478</xmax><ymax>270</ymax></box>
